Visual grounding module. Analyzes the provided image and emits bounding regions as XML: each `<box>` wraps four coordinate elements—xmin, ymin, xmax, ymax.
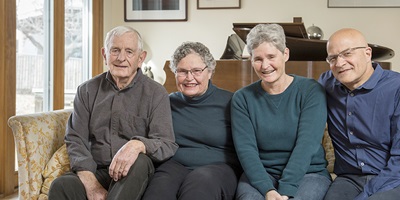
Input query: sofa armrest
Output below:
<box><xmin>8</xmin><ymin>109</ymin><xmax>72</xmax><ymax>200</ymax></box>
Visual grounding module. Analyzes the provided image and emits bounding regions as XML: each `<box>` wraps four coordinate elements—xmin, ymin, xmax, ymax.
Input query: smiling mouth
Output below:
<box><xmin>338</xmin><ymin>68</ymin><xmax>351</xmax><ymax>74</ymax></box>
<box><xmin>262</xmin><ymin>69</ymin><xmax>275</xmax><ymax>74</ymax></box>
<box><xmin>184</xmin><ymin>83</ymin><xmax>197</xmax><ymax>87</ymax></box>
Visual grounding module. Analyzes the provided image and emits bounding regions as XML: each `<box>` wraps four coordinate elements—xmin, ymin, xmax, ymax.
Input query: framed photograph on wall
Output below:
<box><xmin>125</xmin><ymin>0</ymin><xmax>187</xmax><ymax>21</ymax></box>
<box><xmin>328</xmin><ymin>0</ymin><xmax>400</xmax><ymax>7</ymax></box>
<box><xmin>197</xmin><ymin>0</ymin><xmax>241</xmax><ymax>9</ymax></box>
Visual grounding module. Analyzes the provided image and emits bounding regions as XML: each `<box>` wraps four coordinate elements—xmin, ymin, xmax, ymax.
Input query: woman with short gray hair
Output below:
<box><xmin>143</xmin><ymin>41</ymin><xmax>241</xmax><ymax>200</ymax></box>
<box><xmin>231</xmin><ymin>23</ymin><xmax>331</xmax><ymax>200</ymax></box>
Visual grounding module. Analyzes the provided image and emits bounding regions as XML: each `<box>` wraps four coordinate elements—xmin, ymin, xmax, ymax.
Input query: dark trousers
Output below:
<box><xmin>142</xmin><ymin>159</ymin><xmax>238</xmax><ymax>200</ymax></box>
<box><xmin>48</xmin><ymin>154</ymin><xmax>154</xmax><ymax>200</ymax></box>
<box><xmin>324</xmin><ymin>174</ymin><xmax>400</xmax><ymax>200</ymax></box>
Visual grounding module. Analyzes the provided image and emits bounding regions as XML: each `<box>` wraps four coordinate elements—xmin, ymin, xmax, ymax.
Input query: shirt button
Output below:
<box><xmin>348</xmin><ymin>112</ymin><xmax>352</xmax><ymax>116</ymax></box>
<box><xmin>360</xmin><ymin>162</ymin><xmax>365</xmax><ymax>167</ymax></box>
<box><xmin>350</xmin><ymin>93</ymin><xmax>354</xmax><ymax>97</ymax></box>
<box><xmin>350</xmin><ymin>131</ymin><xmax>353</xmax><ymax>135</ymax></box>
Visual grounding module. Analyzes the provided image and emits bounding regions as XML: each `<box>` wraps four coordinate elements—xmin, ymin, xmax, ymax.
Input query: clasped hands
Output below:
<box><xmin>266</xmin><ymin>190</ymin><xmax>289</xmax><ymax>200</ymax></box>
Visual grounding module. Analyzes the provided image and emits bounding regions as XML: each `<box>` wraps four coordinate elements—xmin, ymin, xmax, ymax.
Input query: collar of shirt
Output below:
<box><xmin>105</xmin><ymin>69</ymin><xmax>144</xmax><ymax>90</ymax></box>
<box><xmin>334</xmin><ymin>63</ymin><xmax>383</xmax><ymax>91</ymax></box>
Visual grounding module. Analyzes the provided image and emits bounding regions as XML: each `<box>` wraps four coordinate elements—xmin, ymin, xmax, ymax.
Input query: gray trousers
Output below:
<box><xmin>48</xmin><ymin>154</ymin><xmax>154</xmax><ymax>200</ymax></box>
<box><xmin>324</xmin><ymin>174</ymin><xmax>400</xmax><ymax>200</ymax></box>
<box><xmin>142</xmin><ymin>159</ymin><xmax>239</xmax><ymax>200</ymax></box>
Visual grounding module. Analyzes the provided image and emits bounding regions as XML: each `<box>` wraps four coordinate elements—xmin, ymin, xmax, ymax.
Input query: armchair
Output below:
<box><xmin>8</xmin><ymin>109</ymin><xmax>72</xmax><ymax>200</ymax></box>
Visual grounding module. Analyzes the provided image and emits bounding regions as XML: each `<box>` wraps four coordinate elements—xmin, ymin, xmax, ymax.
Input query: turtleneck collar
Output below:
<box><xmin>180</xmin><ymin>80</ymin><xmax>216</xmax><ymax>104</ymax></box>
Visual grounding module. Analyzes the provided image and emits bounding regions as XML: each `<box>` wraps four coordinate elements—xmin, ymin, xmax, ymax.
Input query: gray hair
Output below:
<box><xmin>246</xmin><ymin>23</ymin><xmax>286</xmax><ymax>55</ymax></box>
<box><xmin>104</xmin><ymin>26</ymin><xmax>143</xmax><ymax>53</ymax></box>
<box><xmin>169</xmin><ymin>41</ymin><xmax>216</xmax><ymax>73</ymax></box>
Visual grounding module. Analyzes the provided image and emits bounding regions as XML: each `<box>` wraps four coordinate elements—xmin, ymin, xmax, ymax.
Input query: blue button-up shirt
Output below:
<box><xmin>319</xmin><ymin>63</ymin><xmax>400</xmax><ymax>198</ymax></box>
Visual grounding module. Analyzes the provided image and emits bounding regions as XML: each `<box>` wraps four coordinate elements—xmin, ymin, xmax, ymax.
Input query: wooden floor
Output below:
<box><xmin>0</xmin><ymin>192</ymin><xmax>18</xmax><ymax>200</ymax></box>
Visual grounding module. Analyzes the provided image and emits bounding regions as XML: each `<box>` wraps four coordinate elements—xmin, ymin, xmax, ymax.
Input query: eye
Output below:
<box><xmin>326</xmin><ymin>55</ymin><xmax>336</xmax><ymax>61</ymax></box>
<box><xmin>192</xmin><ymin>69</ymin><xmax>202</xmax><ymax>73</ymax></box>
<box><xmin>342</xmin><ymin>51</ymin><xmax>353</xmax><ymax>57</ymax></box>
<box><xmin>253</xmin><ymin>58</ymin><xmax>262</xmax><ymax>63</ymax></box>
<box><xmin>111</xmin><ymin>48</ymin><xmax>120</xmax><ymax>53</ymax></box>
<box><xmin>176</xmin><ymin>69</ymin><xmax>187</xmax><ymax>73</ymax></box>
<box><xmin>125</xmin><ymin>49</ymin><xmax>134</xmax><ymax>56</ymax></box>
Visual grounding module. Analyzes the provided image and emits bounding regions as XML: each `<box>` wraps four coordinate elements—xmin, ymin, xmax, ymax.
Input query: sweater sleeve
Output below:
<box><xmin>66</xmin><ymin>84</ymin><xmax>97</xmax><ymax>173</ymax></box>
<box><xmin>277</xmin><ymin>81</ymin><xmax>328</xmax><ymax>196</ymax></box>
<box><xmin>231</xmin><ymin>89</ymin><xmax>275</xmax><ymax>196</ymax></box>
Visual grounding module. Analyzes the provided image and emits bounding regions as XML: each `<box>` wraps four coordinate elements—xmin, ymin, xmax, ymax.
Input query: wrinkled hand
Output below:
<box><xmin>109</xmin><ymin>140</ymin><xmax>146</xmax><ymax>181</ymax></box>
<box><xmin>77</xmin><ymin>171</ymin><xmax>107</xmax><ymax>200</ymax></box>
<box><xmin>265</xmin><ymin>190</ymin><xmax>289</xmax><ymax>200</ymax></box>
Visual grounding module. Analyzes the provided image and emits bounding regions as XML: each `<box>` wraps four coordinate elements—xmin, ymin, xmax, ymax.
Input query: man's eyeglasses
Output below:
<box><xmin>175</xmin><ymin>66</ymin><xmax>208</xmax><ymax>77</ymax></box>
<box><xmin>326</xmin><ymin>46</ymin><xmax>367</xmax><ymax>66</ymax></box>
<box><xmin>110</xmin><ymin>48</ymin><xmax>135</xmax><ymax>58</ymax></box>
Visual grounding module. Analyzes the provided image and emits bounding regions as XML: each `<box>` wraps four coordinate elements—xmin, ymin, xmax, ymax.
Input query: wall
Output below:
<box><xmin>104</xmin><ymin>0</ymin><xmax>400</xmax><ymax>84</ymax></box>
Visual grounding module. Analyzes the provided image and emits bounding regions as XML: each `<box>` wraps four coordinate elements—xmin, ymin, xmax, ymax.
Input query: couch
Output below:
<box><xmin>8</xmin><ymin>109</ymin><xmax>336</xmax><ymax>199</ymax></box>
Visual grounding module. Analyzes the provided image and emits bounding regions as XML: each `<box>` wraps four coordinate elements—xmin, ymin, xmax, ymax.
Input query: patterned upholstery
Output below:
<box><xmin>8</xmin><ymin>109</ymin><xmax>72</xmax><ymax>200</ymax></box>
<box><xmin>322</xmin><ymin>126</ymin><xmax>336</xmax><ymax>179</ymax></box>
<box><xmin>40</xmin><ymin>144</ymin><xmax>70</xmax><ymax>197</ymax></box>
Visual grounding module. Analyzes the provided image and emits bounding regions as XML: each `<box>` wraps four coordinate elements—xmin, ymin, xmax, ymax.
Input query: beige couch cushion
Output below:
<box><xmin>40</xmin><ymin>144</ymin><xmax>70</xmax><ymax>198</ymax></box>
<box><xmin>322</xmin><ymin>127</ymin><xmax>336</xmax><ymax>179</ymax></box>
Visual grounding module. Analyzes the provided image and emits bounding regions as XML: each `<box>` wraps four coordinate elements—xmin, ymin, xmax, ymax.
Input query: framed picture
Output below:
<box><xmin>328</xmin><ymin>0</ymin><xmax>400</xmax><ymax>8</ymax></box>
<box><xmin>197</xmin><ymin>0</ymin><xmax>241</xmax><ymax>9</ymax></box>
<box><xmin>125</xmin><ymin>0</ymin><xmax>187</xmax><ymax>22</ymax></box>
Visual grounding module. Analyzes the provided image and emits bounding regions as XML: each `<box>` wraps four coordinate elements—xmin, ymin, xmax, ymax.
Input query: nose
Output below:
<box><xmin>261</xmin><ymin>60</ymin><xmax>270</xmax><ymax>69</ymax></box>
<box><xmin>185</xmin><ymin>71</ymin><xmax>194</xmax><ymax>80</ymax></box>
<box><xmin>117</xmin><ymin>51</ymin><xmax>126</xmax><ymax>61</ymax></box>
<box><xmin>334</xmin><ymin>55</ymin><xmax>346</xmax><ymax>67</ymax></box>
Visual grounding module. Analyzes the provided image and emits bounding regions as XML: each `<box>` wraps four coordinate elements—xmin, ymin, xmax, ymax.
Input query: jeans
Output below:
<box><xmin>236</xmin><ymin>173</ymin><xmax>331</xmax><ymax>200</ymax></box>
<box><xmin>324</xmin><ymin>174</ymin><xmax>400</xmax><ymax>200</ymax></box>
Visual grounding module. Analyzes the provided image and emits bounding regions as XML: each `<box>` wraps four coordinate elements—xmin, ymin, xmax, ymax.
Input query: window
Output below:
<box><xmin>16</xmin><ymin>0</ymin><xmax>91</xmax><ymax>113</ymax></box>
<box><xmin>64</xmin><ymin>0</ymin><xmax>91</xmax><ymax>109</ymax></box>
<box><xmin>16</xmin><ymin>0</ymin><xmax>49</xmax><ymax>113</ymax></box>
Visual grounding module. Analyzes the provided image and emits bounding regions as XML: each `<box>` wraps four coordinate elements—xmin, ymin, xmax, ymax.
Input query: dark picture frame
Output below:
<box><xmin>125</xmin><ymin>0</ymin><xmax>187</xmax><ymax>22</ymax></box>
<box><xmin>197</xmin><ymin>0</ymin><xmax>241</xmax><ymax>9</ymax></box>
<box><xmin>328</xmin><ymin>0</ymin><xmax>400</xmax><ymax>8</ymax></box>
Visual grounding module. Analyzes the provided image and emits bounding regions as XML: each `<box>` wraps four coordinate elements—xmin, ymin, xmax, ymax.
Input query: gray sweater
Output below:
<box><xmin>66</xmin><ymin>69</ymin><xmax>178</xmax><ymax>173</ymax></box>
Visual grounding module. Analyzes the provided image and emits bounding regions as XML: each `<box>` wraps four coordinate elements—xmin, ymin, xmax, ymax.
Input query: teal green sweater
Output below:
<box><xmin>170</xmin><ymin>81</ymin><xmax>241</xmax><ymax>172</ymax></box>
<box><xmin>231</xmin><ymin>75</ymin><xmax>330</xmax><ymax>197</ymax></box>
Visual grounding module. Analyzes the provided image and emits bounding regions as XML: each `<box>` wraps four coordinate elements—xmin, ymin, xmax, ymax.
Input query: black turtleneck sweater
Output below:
<box><xmin>169</xmin><ymin>81</ymin><xmax>240</xmax><ymax>171</ymax></box>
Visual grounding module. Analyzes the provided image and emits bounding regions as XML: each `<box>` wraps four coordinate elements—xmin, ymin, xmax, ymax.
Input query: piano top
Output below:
<box><xmin>232</xmin><ymin>22</ymin><xmax>395</xmax><ymax>61</ymax></box>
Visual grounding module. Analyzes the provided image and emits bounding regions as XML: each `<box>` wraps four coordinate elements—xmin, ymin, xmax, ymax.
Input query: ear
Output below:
<box><xmin>284</xmin><ymin>48</ymin><xmax>290</xmax><ymax>62</ymax></box>
<box><xmin>138</xmin><ymin>50</ymin><xmax>147</xmax><ymax>68</ymax></box>
<box><xmin>101</xmin><ymin>47</ymin><xmax>107</xmax><ymax>64</ymax></box>
<box><xmin>365</xmin><ymin>47</ymin><xmax>372</xmax><ymax>59</ymax></box>
<box><xmin>207</xmin><ymin>70</ymin><xmax>213</xmax><ymax>79</ymax></box>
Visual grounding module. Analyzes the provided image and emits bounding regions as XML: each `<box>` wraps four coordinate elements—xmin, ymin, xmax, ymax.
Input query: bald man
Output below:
<box><xmin>318</xmin><ymin>28</ymin><xmax>400</xmax><ymax>200</ymax></box>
